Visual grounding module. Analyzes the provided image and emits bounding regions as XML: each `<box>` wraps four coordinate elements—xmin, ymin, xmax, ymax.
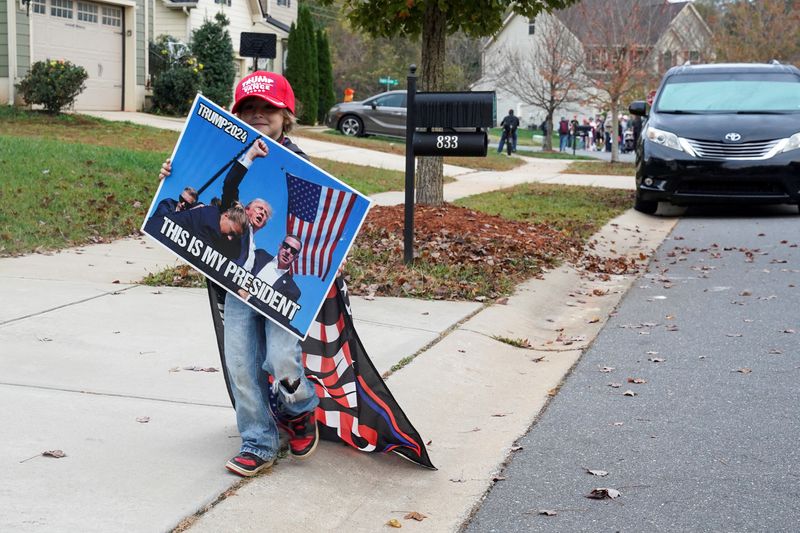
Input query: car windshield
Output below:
<box><xmin>656</xmin><ymin>72</ymin><xmax>800</xmax><ymax>113</ymax></box>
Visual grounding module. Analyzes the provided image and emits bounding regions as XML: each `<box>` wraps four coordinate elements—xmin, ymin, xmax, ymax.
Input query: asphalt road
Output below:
<box><xmin>465</xmin><ymin>205</ymin><xmax>800</xmax><ymax>532</ymax></box>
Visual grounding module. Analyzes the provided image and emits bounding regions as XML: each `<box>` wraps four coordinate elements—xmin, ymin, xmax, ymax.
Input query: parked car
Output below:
<box><xmin>325</xmin><ymin>90</ymin><xmax>406</xmax><ymax>137</ymax></box>
<box><xmin>628</xmin><ymin>62</ymin><xmax>800</xmax><ymax>214</ymax></box>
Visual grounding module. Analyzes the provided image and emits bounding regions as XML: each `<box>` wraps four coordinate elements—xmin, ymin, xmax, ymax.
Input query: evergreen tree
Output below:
<box><xmin>192</xmin><ymin>12</ymin><xmax>236</xmax><ymax>108</ymax></box>
<box><xmin>316</xmin><ymin>30</ymin><xmax>336</xmax><ymax>123</ymax></box>
<box><xmin>286</xmin><ymin>6</ymin><xmax>319</xmax><ymax>124</ymax></box>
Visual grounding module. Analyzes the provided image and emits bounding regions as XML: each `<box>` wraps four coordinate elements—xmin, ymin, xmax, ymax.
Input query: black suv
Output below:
<box><xmin>629</xmin><ymin>62</ymin><xmax>800</xmax><ymax>214</ymax></box>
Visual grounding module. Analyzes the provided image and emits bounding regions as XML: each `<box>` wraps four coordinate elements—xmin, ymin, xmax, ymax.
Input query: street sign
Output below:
<box><xmin>379</xmin><ymin>77</ymin><xmax>399</xmax><ymax>91</ymax></box>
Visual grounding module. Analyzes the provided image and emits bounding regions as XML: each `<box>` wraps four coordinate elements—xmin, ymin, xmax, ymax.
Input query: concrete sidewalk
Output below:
<box><xmin>0</xmin><ymin>211</ymin><xmax>676</xmax><ymax>532</ymax></box>
<box><xmin>1</xmin><ymin>111</ymin><xmax>660</xmax><ymax>532</ymax></box>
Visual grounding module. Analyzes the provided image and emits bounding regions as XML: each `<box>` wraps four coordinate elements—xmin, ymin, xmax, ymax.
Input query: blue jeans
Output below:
<box><xmin>223</xmin><ymin>296</ymin><xmax>318</xmax><ymax>461</ymax></box>
<box><xmin>559</xmin><ymin>133</ymin><xmax>569</xmax><ymax>151</ymax></box>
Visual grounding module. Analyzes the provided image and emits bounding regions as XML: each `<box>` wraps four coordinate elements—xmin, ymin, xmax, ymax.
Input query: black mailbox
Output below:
<box><xmin>413</xmin><ymin>132</ymin><xmax>488</xmax><ymax>157</ymax></box>
<box><xmin>414</xmin><ymin>91</ymin><xmax>495</xmax><ymax>129</ymax></box>
<box><xmin>411</xmin><ymin>91</ymin><xmax>494</xmax><ymax>157</ymax></box>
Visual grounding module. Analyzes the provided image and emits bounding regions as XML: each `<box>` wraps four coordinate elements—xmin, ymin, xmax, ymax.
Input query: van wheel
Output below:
<box><xmin>634</xmin><ymin>195</ymin><xmax>658</xmax><ymax>215</ymax></box>
<box><xmin>339</xmin><ymin>116</ymin><xmax>363</xmax><ymax>137</ymax></box>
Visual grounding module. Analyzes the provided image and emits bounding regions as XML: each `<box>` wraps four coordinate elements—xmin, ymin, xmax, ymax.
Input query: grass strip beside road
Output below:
<box><xmin>296</xmin><ymin>129</ymin><xmax>525</xmax><ymax>171</ymax></box>
<box><xmin>456</xmin><ymin>183</ymin><xmax>633</xmax><ymax>240</ymax></box>
<box><xmin>563</xmin><ymin>160</ymin><xmax>635</xmax><ymax>175</ymax></box>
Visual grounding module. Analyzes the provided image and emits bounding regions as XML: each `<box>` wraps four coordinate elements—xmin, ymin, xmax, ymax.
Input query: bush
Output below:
<box><xmin>16</xmin><ymin>59</ymin><xmax>88</xmax><ymax>114</ymax></box>
<box><xmin>150</xmin><ymin>36</ymin><xmax>203</xmax><ymax>116</ymax></box>
<box><xmin>192</xmin><ymin>13</ymin><xmax>236</xmax><ymax>109</ymax></box>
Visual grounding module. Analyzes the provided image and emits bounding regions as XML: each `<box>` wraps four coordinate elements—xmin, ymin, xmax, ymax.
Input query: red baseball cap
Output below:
<box><xmin>232</xmin><ymin>71</ymin><xmax>296</xmax><ymax>115</ymax></box>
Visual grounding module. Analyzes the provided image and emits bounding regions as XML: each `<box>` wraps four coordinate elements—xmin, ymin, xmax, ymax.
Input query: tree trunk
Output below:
<box><xmin>543</xmin><ymin>114</ymin><xmax>553</xmax><ymax>151</ymax></box>
<box><xmin>415</xmin><ymin>2</ymin><xmax>446</xmax><ymax>206</ymax></box>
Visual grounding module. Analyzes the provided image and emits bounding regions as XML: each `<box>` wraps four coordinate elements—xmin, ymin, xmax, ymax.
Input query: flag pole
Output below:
<box><xmin>403</xmin><ymin>65</ymin><xmax>417</xmax><ymax>265</ymax></box>
<box><xmin>196</xmin><ymin>136</ymin><xmax>261</xmax><ymax>198</ymax></box>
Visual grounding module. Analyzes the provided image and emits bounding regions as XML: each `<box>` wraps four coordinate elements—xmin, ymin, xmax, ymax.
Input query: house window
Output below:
<box><xmin>31</xmin><ymin>0</ymin><xmax>46</xmax><ymax>15</ymax></box>
<box><xmin>277</xmin><ymin>0</ymin><xmax>290</xmax><ymax>6</ymax></box>
<box><xmin>101</xmin><ymin>5</ymin><xmax>122</xmax><ymax>27</ymax></box>
<box><xmin>661</xmin><ymin>50</ymin><xmax>673</xmax><ymax>71</ymax></box>
<box><xmin>214</xmin><ymin>0</ymin><xmax>231</xmax><ymax>6</ymax></box>
<box><xmin>528</xmin><ymin>18</ymin><xmax>535</xmax><ymax>35</ymax></box>
<box><xmin>77</xmin><ymin>2</ymin><xmax>98</xmax><ymax>23</ymax></box>
<box><xmin>50</xmin><ymin>0</ymin><xmax>73</xmax><ymax>19</ymax></box>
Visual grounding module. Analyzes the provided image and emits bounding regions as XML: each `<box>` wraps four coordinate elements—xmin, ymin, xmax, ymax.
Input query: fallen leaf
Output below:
<box><xmin>136</xmin><ymin>416</ymin><xmax>150</xmax><ymax>423</ymax></box>
<box><xmin>608</xmin><ymin>382</ymin><xmax>622</xmax><ymax>388</ymax></box>
<box><xmin>726</xmin><ymin>333</ymin><xmax>743</xmax><ymax>338</ymax></box>
<box><xmin>769</xmin><ymin>349</ymin><xmax>783</xmax><ymax>355</ymax></box>
<box><xmin>386</xmin><ymin>518</ymin><xmax>402</xmax><ymax>528</ymax></box>
<box><xmin>627</xmin><ymin>378</ymin><xmax>647</xmax><ymax>384</ymax></box>
<box><xmin>511</xmin><ymin>445</ymin><xmax>524</xmax><ymax>452</ymax></box>
<box><xmin>183</xmin><ymin>366</ymin><xmax>219</xmax><ymax>372</ymax></box>
<box><xmin>587</xmin><ymin>317</ymin><xmax>600</xmax><ymax>324</ymax></box>
<box><xmin>649</xmin><ymin>357</ymin><xmax>666</xmax><ymax>363</ymax></box>
<box><xmin>599</xmin><ymin>366</ymin><xmax>615</xmax><ymax>373</ymax></box>
<box><xmin>734</xmin><ymin>368</ymin><xmax>752</xmax><ymax>374</ymax></box>
<box><xmin>404</xmin><ymin>512</ymin><xmax>426</xmax><ymax>521</ymax></box>
<box><xmin>492</xmin><ymin>475</ymin><xmax>506</xmax><ymax>481</ymax></box>
<box><xmin>783</xmin><ymin>329</ymin><xmax>796</xmax><ymax>334</ymax></box>
<box><xmin>586</xmin><ymin>469</ymin><xmax>609</xmax><ymax>477</ymax></box>
<box><xmin>539</xmin><ymin>509</ymin><xmax>558</xmax><ymax>516</ymax></box>
<box><xmin>586</xmin><ymin>487</ymin><xmax>621</xmax><ymax>500</ymax></box>
<box><xmin>547</xmin><ymin>388</ymin><xmax>558</xmax><ymax>397</ymax></box>
<box><xmin>623</xmin><ymin>390</ymin><xmax>636</xmax><ymax>397</ymax></box>
<box><xmin>42</xmin><ymin>450</ymin><xmax>66</xmax><ymax>458</ymax></box>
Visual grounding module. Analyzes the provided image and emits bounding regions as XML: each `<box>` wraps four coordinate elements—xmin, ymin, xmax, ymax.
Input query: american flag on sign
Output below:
<box><xmin>286</xmin><ymin>173</ymin><xmax>357</xmax><ymax>280</ymax></box>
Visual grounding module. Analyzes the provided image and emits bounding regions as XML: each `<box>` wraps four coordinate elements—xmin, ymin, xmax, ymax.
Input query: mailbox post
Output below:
<box><xmin>403</xmin><ymin>66</ymin><xmax>495</xmax><ymax>263</ymax></box>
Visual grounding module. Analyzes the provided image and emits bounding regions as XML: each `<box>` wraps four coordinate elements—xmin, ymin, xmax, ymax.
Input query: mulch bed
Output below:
<box><xmin>346</xmin><ymin>204</ymin><xmax>637</xmax><ymax>300</ymax></box>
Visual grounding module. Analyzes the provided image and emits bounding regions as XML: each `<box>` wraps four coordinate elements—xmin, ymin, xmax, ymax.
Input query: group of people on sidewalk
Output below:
<box><xmin>557</xmin><ymin>114</ymin><xmax>642</xmax><ymax>153</ymax></box>
<box><xmin>496</xmin><ymin>109</ymin><xmax>642</xmax><ymax>155</ymax></box>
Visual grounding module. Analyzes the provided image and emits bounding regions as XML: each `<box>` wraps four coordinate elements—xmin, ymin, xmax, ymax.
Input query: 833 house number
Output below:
<box><xmin>436</xmin><ymin>135</ymin><xmax>459</xmax><ymax>149</ymax></box>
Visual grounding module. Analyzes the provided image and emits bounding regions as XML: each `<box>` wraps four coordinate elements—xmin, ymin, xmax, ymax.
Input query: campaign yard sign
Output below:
<box><xmin>142</xmin><ymin>94</ymin><xmax>372</xmax><ymax>339</ymax></box>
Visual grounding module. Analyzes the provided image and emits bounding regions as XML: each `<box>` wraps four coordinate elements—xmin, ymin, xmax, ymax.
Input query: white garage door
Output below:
<box><xmin>30</xmin><ymin>0</ymin><xmax>123</xmax><ymax>110</ymax></box>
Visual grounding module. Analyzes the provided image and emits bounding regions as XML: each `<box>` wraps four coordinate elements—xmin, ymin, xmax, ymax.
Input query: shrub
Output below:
<box><xmin>192</xmin><ymin>12</ymin><xmax>236</xmax><ymax>109</ymax></box>
<box><xmin>16</xmin><ymin>59</ymin><xmax>88</xmax><ymax>114</ymax></box>
<box><xmin>150</xmin><ymin>36</ymin><xmax>203</xmax><ymax>116</ymax></box>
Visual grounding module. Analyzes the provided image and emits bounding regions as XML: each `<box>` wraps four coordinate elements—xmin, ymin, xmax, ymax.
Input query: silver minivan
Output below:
<box><xmin>325</xmin><ymin>90</ymin><xmax>407</xmax><ymax>137</ymax></box>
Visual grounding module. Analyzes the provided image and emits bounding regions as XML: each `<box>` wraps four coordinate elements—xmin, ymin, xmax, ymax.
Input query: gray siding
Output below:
<box><xmin>136</xmin><ymin>0</ymin><xmax>145</xmax><ymax>85</ymax></box>
<box><xmin>1</xmin><ymin>0</ymin><xmax>8</xmax><ymax>77</ymax></box>
<box><xmin>16</xmin><ymin>2</ymin><xmax>30</xmax><ymax>77</ymax></box>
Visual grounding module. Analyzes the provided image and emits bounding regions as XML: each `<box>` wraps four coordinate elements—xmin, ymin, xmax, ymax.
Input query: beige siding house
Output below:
<box><xmin>1</xmin><ymin>0</ymin><xmax>296</xmax><ymax>111</ymax></box>
<box><xmin>473</xmin><ymin>0</ymin><xmax>713</xmax><ymax>128</ymax></box>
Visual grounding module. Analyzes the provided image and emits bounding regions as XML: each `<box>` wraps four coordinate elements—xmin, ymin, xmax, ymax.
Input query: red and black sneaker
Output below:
<box><xmin>284</xmin><ymin>411</ymin><xmax>319</xmax><ymax>459</ymax></box>
<box><xmin>225</xmin><ymin>452</ymin><xmax>274</xmax><ymax>477</ymax></box>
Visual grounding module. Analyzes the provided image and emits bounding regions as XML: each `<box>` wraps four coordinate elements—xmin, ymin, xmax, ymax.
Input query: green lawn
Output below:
<box><xmin>0</xmin><ymin>108</ymin><xmax>408</xmax><ymax>255</ymax></box>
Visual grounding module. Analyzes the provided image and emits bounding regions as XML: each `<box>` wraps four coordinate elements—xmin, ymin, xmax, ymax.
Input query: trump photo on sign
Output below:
<box><xmin>142</xmin><ymin>94</ymin><xmax>372</xmax><ymax>339</ymax></box>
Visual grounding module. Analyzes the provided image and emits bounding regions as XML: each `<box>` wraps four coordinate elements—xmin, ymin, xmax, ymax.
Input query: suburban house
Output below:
<box><xmin>1</xmin><ymin>0</ymin><xmax>297</xmax><ymax>111</ymax></box>
<box><xmin>473</xmin><ymin>0</ymin><xmax>713</xmax><ymax>128</ymax></box>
